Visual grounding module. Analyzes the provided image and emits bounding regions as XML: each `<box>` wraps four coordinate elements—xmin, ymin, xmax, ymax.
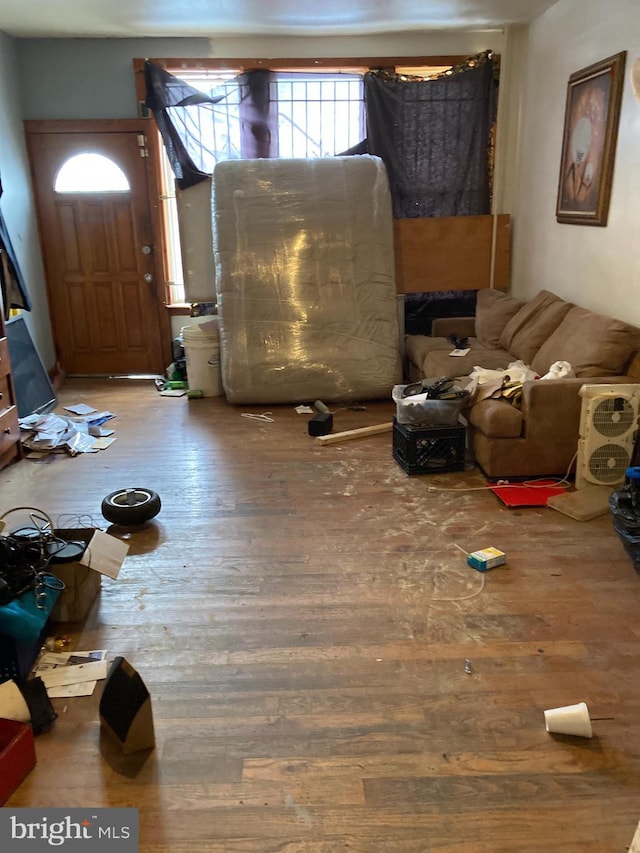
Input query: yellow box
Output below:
<box><xmin>467</xmin><ymin>546</ymin><xmax>506</xmax><ymax>572</ymax></box>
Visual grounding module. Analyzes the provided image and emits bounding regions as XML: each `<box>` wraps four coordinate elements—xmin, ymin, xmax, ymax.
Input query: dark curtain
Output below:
<box><xmin>364</xmin><ymin>52</ymin><xmax>498</xmax><ymax>219</ymax></box>
<box><xmin>0</xmin><ymin>175</ymin><xmax>31</xmax><ymax>318</ymax></box>
<box><xmin>238</xmin><ymin>70</ymin><xmax>274</xmax><ymax>159</ymax></box>
<box><xmin>404</xmin><ymin>291</ymin><xmax>478</xmax><ymax>336</ymax></box>
<box><xmin>144</xmin><ymin>60</ymin><xmax>224</xmax><ymax>189</ymax></box>
<box><xmin>144</xmin><ymin>60</ymin><xmax>275</xmax><ymax>188</ymax></box>
<box><xmin>339</xmin><ymin>139</ymin><xmax>369</xmax><ymax>156</ymax></box>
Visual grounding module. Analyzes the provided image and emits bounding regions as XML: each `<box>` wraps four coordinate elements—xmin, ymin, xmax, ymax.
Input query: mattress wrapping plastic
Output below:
<box><xmin>212</xmin><ymin>156</ymin><xmax>401</xmax><ymax>404</ymax></box>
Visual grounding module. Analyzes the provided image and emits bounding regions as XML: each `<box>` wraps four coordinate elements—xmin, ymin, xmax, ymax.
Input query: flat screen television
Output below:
<box><xmin>6</xmin><ymin>316</ymin><xmax>57</xmax><ymax>418</ymax></box>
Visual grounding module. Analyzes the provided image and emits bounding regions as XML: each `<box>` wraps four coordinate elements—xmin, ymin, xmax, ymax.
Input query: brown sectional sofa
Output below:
<box><xmin>404</xmin><ymin>289</ymin><xmax>640</xmax><ymax>478</ymax></box>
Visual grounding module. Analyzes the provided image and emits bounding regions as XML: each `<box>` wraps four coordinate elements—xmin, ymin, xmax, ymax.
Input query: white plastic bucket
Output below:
<box><xmin>181</xmin><ymin>320</ymin><xmax>223</xmax><ymax>397</ymax></box>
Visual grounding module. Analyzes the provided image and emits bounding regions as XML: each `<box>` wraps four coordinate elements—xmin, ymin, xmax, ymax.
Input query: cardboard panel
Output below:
<box><xmin>177</xmin><ymin>177</ymin><xmax>216</xmax><ymax>303</ymax></box>
<box><xmin>394</xmin><ymin>213</ymin><xmax>511</xmax><ymax>293</ymax></box>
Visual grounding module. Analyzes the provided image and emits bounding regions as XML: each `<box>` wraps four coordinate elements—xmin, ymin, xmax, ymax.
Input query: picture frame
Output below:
<box><xmin>556</xmin><ymin>51</ymin><xmax>626</xmax><ymax>226</ymax></box>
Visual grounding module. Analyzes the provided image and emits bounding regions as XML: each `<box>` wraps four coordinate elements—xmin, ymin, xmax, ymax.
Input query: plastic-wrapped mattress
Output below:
<box><xmin>212</xmin><ymin>156</ymin><xmax>401</xmax><ymax>404</ymax></box>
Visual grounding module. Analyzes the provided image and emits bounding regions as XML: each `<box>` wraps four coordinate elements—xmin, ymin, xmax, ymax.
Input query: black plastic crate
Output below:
<box><xmin>393</xmin><ymin>417</ymin><xmax>466</xmax><ymax>475</ymax></box>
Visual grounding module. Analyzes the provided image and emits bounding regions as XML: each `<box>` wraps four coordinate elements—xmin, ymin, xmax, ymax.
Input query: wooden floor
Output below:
<box><xmin>3</xmin><ymin>378</ymin><xmax>640</xmax><ymax>852</ymax></box>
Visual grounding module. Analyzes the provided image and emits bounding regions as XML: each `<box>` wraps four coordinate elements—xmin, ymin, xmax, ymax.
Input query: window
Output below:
<box><xmin>158</xmin><ymin>149</ymin><xmax>185</xmax><ymax>304</ymax></box>
<box><xmin>163</xmin><ymin>69</ymin><xmax>243</xmax><ymax>173</ymax></box>
<box><xmin>271</xmin><ymin>73</ymin><xmax>365</xmax><ymax>158</ymax></box>
<box><xmin>160</xmin><ymin>67</ymin><xmax>365</xmax><ymax>167</ymax></box>
<box><xmin>54</xmin><ymin>153</ymin><xmax>130</xmax><ymax>193</ymax></box>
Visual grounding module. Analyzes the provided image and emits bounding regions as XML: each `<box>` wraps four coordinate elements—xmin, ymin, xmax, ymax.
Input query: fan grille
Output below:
<box><xmin>591</xmin><ymin>396</ymin><xmax>636</xmax><ymax>437</ymax></box>
<box><xmin>588</xmin><ymin>443</ymin><xmax>632</xmax><ymax>484</ymax></box>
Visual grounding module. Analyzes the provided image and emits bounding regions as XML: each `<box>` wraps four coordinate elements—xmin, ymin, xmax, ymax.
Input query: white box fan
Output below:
<box><xmin>576</xmin><ymin>384</ymin><xmax>640</xmax><ymax>489</ymax></box>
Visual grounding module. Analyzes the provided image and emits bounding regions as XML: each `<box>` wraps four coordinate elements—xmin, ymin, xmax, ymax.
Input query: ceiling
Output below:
<box><xmin>0</xmin><ymin>0</ymin><xmax>560</xmax><ymax>39</ymax></box>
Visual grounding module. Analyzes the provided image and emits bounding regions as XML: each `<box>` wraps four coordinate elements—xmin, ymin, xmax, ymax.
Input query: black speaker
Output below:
<box><xmin>308</xmin><ymin>412</ymin><xmax>333</xmax><ymax>436</ymax></box>
<box><xmin>99</xmin><ymin>657</ymin><xmax>155</xmax><ymax>754</ymax></box>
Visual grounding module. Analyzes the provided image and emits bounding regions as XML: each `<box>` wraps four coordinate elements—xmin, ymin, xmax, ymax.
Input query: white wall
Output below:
<box><xmin>0</xmin><ymin>32</ymin><xmax>55</xmax><ymax>368</ymax></box>
<box><xmin>511</xmin><ymin>0</ymin><xmax>640</xmax><ymax>324</ymax></box>
<box><xmin>492</xmin><ymin>26</ymin><xmax>529</xmax><ymax>216</ymax></box>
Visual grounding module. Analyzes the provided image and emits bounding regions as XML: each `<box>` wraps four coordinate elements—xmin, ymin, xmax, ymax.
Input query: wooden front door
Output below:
<box><xmin>26</xmin><ymin>124</ymin><xmax>167</xmax><ymax>375</ymax></box>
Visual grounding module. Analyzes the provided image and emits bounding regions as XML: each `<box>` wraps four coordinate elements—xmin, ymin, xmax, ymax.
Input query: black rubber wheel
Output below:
<box><xmin>101</xmin><ymin>488</ymin><xmax>161</xmax><ymax>525</ymax></box>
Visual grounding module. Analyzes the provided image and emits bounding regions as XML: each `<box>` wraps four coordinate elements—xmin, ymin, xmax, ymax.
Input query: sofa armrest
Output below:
<box><xmin>521</xmin><ymin>376</ymin><xmax>635</xmax><ymax>462</ymax></box>
<box><xmin>431</xmin><ymin>316</ymin><xmax>476</xmax><ymax>338</ymax></box>
<box><xmin>521</xmin><ymin>378</ymin><xmax>582</xmax><ymax>430</ymax></box>
<box><xmin>522</xmin><ymin>375</ymin><xmax>635</xmax><ymax>415</ymax></box>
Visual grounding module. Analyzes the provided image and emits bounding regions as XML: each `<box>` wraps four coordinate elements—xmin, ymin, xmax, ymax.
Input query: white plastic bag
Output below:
<box><xmin>467</xmin><ymin>360</ymin><xmax>537</xmax><ymax>398</ymax></box>
<box><xmin>539</xmin><ymin>360</ymin><xmax>575</xmax><ymax>380</ymax></box>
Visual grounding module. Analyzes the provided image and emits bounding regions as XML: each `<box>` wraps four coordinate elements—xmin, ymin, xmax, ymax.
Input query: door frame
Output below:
<box><xmin>24</xmin><ymin>118</ymin><xmax>172</xmax><ymax>371</ymax></box>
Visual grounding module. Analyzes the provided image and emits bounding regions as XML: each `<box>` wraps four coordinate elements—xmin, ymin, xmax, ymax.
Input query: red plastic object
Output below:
<box><xmin>0</xmin><ymin>718</ymin><xmax>36</xmax><ymax>805</ymax></box>
<box><xmin>488</xmin><ymin>480</ymin><xmax>567</xmax><ymax>507</ymax></box>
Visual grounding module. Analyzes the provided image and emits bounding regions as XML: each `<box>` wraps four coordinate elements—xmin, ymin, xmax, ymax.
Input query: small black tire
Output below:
<box><xmin>101</xmin><ymin>488</ymin><xmax>161</xmax><ymax>526</ymax></box>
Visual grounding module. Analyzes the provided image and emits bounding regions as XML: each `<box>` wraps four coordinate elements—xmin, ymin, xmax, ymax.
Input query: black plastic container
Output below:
<box><xmin>610</xmin><ymin>486</ymin><xmax>640</xmax><ymax>573</ymax></box>
<box><xmin>392</xmin><ymin>418</ymin><xmax>466</xmax><ymax>475</ymax></box>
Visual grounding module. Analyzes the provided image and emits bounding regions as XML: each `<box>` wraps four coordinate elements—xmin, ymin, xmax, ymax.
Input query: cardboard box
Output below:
<box><xmin>0</xmin><ymin>719</ymin><xmax>36</xmax><ymax>805</ymax></box>
<box><xmin>467</xmin><ymin>547</ymin><xmax>507</xmax><ymax>572</ymax></box>
<box><xmin>49</xmin><ymin>529</ymin><xmax>101</xmax><ymax>623</ymax></box>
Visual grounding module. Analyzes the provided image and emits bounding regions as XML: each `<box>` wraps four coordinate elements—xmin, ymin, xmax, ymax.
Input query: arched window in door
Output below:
<box><xmin>54</xmin><ymin>153</ymin><xmax>130</xmax><ymax>192</ymax></box>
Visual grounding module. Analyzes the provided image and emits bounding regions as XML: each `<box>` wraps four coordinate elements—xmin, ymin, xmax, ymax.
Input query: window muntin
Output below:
<box><xmin>271</xmin><ymin>73</ymin><xmax>364</xmax><ymax>158</ymax></box>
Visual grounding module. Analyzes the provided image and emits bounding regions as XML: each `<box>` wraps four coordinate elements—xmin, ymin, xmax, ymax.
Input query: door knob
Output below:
<box><xmin>141</xmin><ymin>245</ymin><xmax>153</xmax><ymax>255</ymax></box>
<box><xmin>143</xmin><ymin>273</ymin><xmax>153</xmax><ymax>283</ymax></box>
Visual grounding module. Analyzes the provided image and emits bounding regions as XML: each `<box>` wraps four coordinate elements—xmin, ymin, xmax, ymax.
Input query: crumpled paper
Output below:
<box><xmin>18</xmin><ymin>411</ymin><xmax>115</xmax><ymax>456</ymax></box>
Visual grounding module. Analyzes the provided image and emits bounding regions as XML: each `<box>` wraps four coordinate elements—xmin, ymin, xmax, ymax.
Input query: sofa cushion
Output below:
<box><xmin>422</xmin><ymin>346</ymin><xmax>513</xmax><ymax>380</ymax></box>
<box><xmin>475</xmin><ymin>289</ymin><xmax>524</xmax><ymax>348</ymax></box>
<box><xmin>404</xmin><ymin>334</ymin><xmax>457</xmax><ymax>369</ymax></box>
<box><xmin>469</xmin><ymin>398</ymin><xmax>523</xmax><ymax>438</ymax></box>
<box><xmin>499</xmin><ymin>290</ymin><xmax>573</xmax><ymax>365</ymax></box>
<box><xmin>531</xmin><ymin>305</ymin><xmax>640</xmax><ymax>378</ymax></box>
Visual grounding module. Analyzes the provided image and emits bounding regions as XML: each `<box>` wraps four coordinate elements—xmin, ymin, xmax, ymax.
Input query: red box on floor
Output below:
<box><xmin>0</xmin><ymin>719</ymin><xmax>36</xmax><ymax>805</ymax></box>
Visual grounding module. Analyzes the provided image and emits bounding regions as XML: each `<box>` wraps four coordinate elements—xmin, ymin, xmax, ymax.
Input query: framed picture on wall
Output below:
<box><xmin>556</xmin><ymin>51</ymin><xmax>626</xmax><ymax>226</ymax></box>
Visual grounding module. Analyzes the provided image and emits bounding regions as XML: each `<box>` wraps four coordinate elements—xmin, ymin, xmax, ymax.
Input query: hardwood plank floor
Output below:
<box><xmin>2</xmin><ymin>378</ymin><xmax>640</xmax><ymax>851</ymax></box>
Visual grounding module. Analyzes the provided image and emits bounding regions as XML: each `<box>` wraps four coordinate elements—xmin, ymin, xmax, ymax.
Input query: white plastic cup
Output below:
<box><xmin>543</xmin><ymin>702</ymin><xmax>592</xmax><ymax>738</ymax></box>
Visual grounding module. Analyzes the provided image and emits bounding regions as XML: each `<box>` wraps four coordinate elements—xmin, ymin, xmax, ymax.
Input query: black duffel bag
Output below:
<box><xmin>610</xmin><ymin>486</ymin><xmax>640</xmax><ymax>573</ymax></box>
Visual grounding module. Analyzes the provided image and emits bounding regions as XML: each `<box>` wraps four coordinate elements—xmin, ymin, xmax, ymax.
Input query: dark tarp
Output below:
<box><xmin>144</xmin><ymin>59</ymin><xmax>225</xmax><ymax>190</ymax></box>
<box><xmin>364</xmin><ymin>54</ymin><xmax>498</xmax><ymax>219</ymax></box>
<box><xmin>144</xmin><ymin>60</ymin><xmax>275</xmax><ymax>189</ymax></box>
